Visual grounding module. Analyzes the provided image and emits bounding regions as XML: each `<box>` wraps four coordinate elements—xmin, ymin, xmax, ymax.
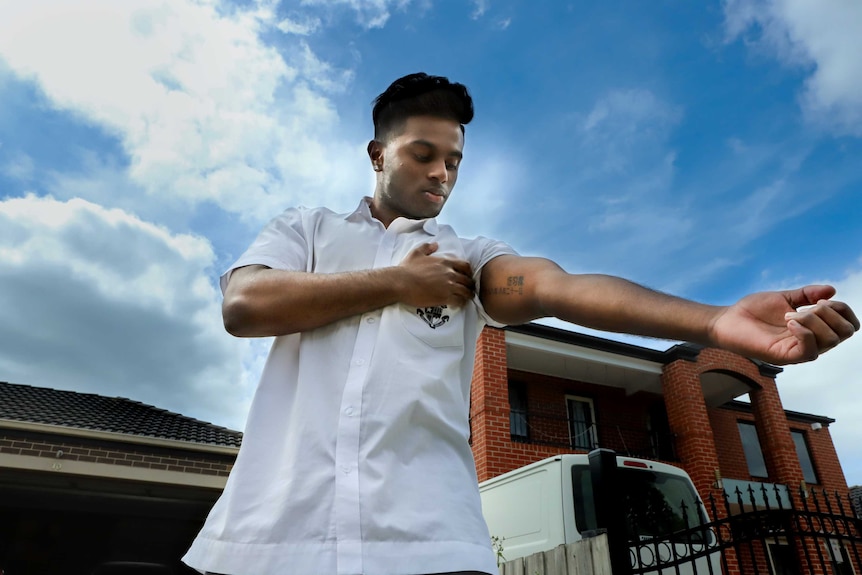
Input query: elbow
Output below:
<box><xmin>222</xmin><ymin>293</ymin><xmax>259</xmax><ymax>337</ymax></box>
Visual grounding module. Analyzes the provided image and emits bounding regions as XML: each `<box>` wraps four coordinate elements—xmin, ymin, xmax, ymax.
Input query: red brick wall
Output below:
<box><xmin>471</xmin><ymin>328</ymin><xmax>510</xmax><ymax>481</ymax></box>
<box><xmin>710</xmin><ymin>405</ymin><xmax>848</xmax><ymax>495</ymax></box>
<box><xmin>661</xmin><ymin>356</ymin><xmax>723</xmax><ymax>497</ymax></box>
<box><xmin>709</xmin><ymin>407</ymin><xmax>754</xmax><ymax>481</ymax></box>
<box><xmin>0</xmin><ymin>430</ymin><xmax>235</xmax><ymax>477</ymax></box>
<box><xmin>803</xmin><ymin>424</ymin><xmax>848</xmax><ymax>492</ymax></box>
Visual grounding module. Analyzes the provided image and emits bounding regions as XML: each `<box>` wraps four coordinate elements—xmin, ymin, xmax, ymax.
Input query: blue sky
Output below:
<box><xmin>1</xmin><ymin>0</ymin><xmax>860</xmax><ymax>484</ymax></box>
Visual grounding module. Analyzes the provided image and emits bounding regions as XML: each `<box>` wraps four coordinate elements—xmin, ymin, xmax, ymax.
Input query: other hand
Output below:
<box><xmin>709</xmin><ymin>285</ymin><xmax>859</xmax><ymax>365</ymax></box>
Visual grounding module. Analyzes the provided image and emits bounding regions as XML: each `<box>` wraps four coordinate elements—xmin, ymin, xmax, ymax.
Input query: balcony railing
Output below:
<box><xmin>509</xmin><ymin>408</ymin><xmax>677</xmax><ymax>462</ymax></box>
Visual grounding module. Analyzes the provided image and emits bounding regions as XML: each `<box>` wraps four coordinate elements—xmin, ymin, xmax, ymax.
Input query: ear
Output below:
<box><xmin>367</xmin><ymin>140</ymin><xmax>384</xmax><ymax>172</ymax></box>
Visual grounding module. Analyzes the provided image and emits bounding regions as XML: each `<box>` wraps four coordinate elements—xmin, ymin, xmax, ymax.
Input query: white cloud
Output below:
<box><xmin>277</xmin><ymin>15</ymin><xmax>322</xmax><ymax>36</ymax></box>
<box><xmin>550</xmin><ymin>88</ymin><xmax>693</xmax><ymax>279</ymax></box>
<box><xmin>723</xmin><ymin>0</ymin><xmax>862</xmax><ymax>135</ymax></box>
<box><xmin>1</xmin><ymin>150</ymin><xmax>35</xmax><ymax>181</ymax></box>
<box><xmin>773</xmin><ymin>260</ymin><xmax>862</xmax><ymax>485</ymax></box>
<box><xmin>580</xmin><ymin>89</ymin><xmax>683</xmax><ymax>176</ymax></box>
<box><xmin>0</xmin><ymin>194</ymin><xmax>253</xmax><ymax>430</ymax></box>
<box><xmin>441</xmin><ymin>139</ymin><xmax>522</xmax><ymax>241</ymax></box>
<box><xmin>471</xmin><ymin>0</ymin><xmax>489</xmax><ymax>19</ymax></box>
<box><xmin>300</xmin><ymin>0</ymin><xmax>413</xmax><ymax>29</ymax></box>
<box><xmin>0</xmin><ymin>0</ymin><xmax>365</xmax><ymax>225</ymax></box>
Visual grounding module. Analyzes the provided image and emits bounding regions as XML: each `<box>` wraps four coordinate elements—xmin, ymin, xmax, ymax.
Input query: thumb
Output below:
<box><xmin>785</xmin><ymin>285</ymin><xmax>837</xmax><ymax>309</ymax></box>
<box><xmin>415</xmin><ymin>242</ymin><xmax>439</xmax><ymax>256</ymax></box>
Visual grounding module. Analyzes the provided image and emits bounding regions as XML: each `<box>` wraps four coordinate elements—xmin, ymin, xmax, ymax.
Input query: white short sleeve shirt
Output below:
<box><xmin>183</xmin><ymin>199</ymin><xmax>517</xmax><ymax>575</ymax></box>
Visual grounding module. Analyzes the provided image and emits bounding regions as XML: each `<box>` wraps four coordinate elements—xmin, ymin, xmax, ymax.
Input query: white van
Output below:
<box><xmin>479</xmin><ymin>454</ymin><xmax>719</xmax><ymax>572</ymax></box>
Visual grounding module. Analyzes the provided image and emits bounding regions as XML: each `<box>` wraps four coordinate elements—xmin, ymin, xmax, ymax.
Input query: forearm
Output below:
<box><xmin>223</xmin><ymin>266</ymin><xmax>408</xmax><ymax>337</ymax></box>
<box><xmin>539</xmin><ymin>272</ymin><xmax>723</xmax><ymax>345</ymax></box>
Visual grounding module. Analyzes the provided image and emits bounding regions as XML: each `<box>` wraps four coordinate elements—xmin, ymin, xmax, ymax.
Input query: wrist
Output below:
<box><xmin>702</xmin><ymin>305</ymin><xmax>728</xmax><ymax>348</ymax></box>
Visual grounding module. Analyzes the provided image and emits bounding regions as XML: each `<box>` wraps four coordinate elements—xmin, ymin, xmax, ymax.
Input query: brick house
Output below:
<box><xmin>0</xmin><ymin>381</ymin><xmax>240</xmax><ymax>574</ymax></box>
<box><xmin>470</xmin><ymin>323</ymin><xmax>850</xmax><ymax>503</ymax></box>
<box><xmin>470</xmin><ymin>323</ymin><xmax>859</xmax><ymax>574</ymax></box>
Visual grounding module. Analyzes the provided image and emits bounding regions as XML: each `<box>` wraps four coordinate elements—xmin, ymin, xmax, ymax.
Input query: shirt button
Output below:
<box><xmin>341</xmin><ymin>465</ymin><xmax>351</xmax><ymax>474</ymax></box>
<box><xmin>366</xmin><ymin>317</ymin><xmax>376</xmax><ymax>324</ymax></box>
<box><xmin>355</xmin><ymin>358</ymin><xmax>365</xmax><ymax>366</ymax></box>
<box><xmin>345</xmin><ymin>407</ymin><xmax>354</xmax><ymax>416</ymax></box>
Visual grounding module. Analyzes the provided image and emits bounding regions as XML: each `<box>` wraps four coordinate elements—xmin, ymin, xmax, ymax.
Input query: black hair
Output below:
<box><xmin>372</xmin><ymin>72</ymin><xmax>474</xmax><ymax>140</ymax></box>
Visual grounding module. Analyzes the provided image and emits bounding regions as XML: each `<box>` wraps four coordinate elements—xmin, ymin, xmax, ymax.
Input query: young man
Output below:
<box><xmin>183</xmin><ymin>73</ymin><xmax>858</xmax><ymax>575</ymax></box>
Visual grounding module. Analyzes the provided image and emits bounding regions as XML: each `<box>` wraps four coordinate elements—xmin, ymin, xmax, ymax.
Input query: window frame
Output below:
<box><xmin>566</xmin><ymin>394</ymin><xmax>598</xmax><ymax>451</ymax></box>
<box><xmin>791</xmin><ymin>429</ymin><xmax>819</xmax><ymax>484</ymax></box>
<box><xmin>508</xmin><ymin>380</ymin><xmax>529</xmax><ymax>442</ymax></box>
<box><xmin>738</xmin><ymin>421</ymin><xmax>769</xmax><ymax>479</ymax></box>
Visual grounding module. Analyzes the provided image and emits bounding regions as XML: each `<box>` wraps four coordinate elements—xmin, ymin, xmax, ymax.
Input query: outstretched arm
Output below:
<box><xmin>480</xmin><ymin>255</ymin><xmax>859</xmax><ymax>365</ymax></box>
<box><xmin>224</xmin><ymin>242</ymin><xmax>475</xmax><ymax>337</ymax></box>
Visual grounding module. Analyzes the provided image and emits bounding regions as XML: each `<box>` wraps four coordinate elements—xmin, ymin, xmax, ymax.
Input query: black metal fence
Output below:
<box><xmin>589</xmin><ymin>449</ymin><xmax>862</xmax><ymax>575</ymax></box>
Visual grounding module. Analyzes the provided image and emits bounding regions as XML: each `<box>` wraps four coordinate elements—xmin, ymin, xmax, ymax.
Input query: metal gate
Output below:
<box><xmin>589</xmin><ymin>451</ymin><xmax>862</xmax><ymax>575</ymax></box>
<box><xmin>624</xmin><ymin>483</ymin><xmax>862</xmax><ymax>575</ymax></box>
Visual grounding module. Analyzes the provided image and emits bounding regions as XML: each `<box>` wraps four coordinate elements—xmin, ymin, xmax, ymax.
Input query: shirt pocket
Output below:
<box><xmin>398</xmin><ymin>303</ymin><xmax>465</xmax><ymax>348</ymax></box>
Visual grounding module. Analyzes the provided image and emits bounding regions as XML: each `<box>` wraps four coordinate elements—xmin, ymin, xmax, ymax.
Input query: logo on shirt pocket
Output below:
<box><xmin>416</xmin><ymin>306</ymin><xmax>450</xmax><ymax>329</ymax></box>
<box><xmin>399</xmin><ymin>304</ymin><xmax>463</xmax><ymax>348</ymax></box>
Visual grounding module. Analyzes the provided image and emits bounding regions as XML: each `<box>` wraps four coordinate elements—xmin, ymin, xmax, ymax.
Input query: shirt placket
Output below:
<box><xmin>333</xmin><ymin>223</ymin><xmax>398</xmax><ymax>575</ymax></box>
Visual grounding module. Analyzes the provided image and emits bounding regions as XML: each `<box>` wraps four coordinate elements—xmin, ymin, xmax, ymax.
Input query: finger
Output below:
<box><xmin>411</xmin><ymin>242</ymin><xmax>438</xmax><ymax>256</ymax></box>
<box><xmin>786</xmin><ymin>320</ymin><xmax>819</xmax><ymax>363</ymax></box>
<box><xmin>786</xmin><ymin>300</ymin><xmax>859</xmax><ymax>336</ymax></box>
<box><xmin>447</xmin><ymin>258</ymin><xmax>474</xmax><ymax>278</ymax></box>
<box><xmin>829</xmin><ymin>300</ymin><xmax>861</xmax><ymax>331</ymax></box>
<box><xmin>448</xmin><ymin>267</ymin><xmax>476</xmax><ymax>293</ymax></box>
<box><xmin>784</xmin><ymin>285</ymin><xmax>837</xmax><ymax>310</ymax></box>
<box><xmin>785</xmin><ymin>301</ymin><xmax>854</xmax><ymax>352</ymax></box>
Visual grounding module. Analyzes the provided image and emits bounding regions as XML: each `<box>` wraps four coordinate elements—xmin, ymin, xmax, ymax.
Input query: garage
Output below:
<box><xmin>0</xmin><ymin>381</ymin><xmax>241</xmax><ymax>575</ymax></box>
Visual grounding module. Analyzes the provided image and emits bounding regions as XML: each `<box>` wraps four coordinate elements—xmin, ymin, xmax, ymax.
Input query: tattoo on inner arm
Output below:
<box><xmin>488</xmin><ymin>275</ymin><xmax>525</xmax><ymax>296</ymax></box>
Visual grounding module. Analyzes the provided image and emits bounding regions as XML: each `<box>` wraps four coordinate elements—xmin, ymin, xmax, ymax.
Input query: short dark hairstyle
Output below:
<box><xmin>372</xmin><ymin>72</ymin><xmax>474</xmax><ymax>140</ymax></box>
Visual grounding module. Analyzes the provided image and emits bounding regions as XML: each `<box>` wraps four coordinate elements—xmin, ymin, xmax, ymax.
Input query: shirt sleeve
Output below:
<box><xmin>220</xmin><ymin>208</ymin><xmax>309</xmax><ymax>294</ymax></box>
<box><xmin>464</xmin><ymin>236</ymin><xmax>520</xmax><ymax>328</ymax></box>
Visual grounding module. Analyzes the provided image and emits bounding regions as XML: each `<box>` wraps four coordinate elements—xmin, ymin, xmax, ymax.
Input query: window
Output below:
<box><xmin>738</xmin><ymin>421</ymin><xmax>768</xmax><ymax>478</ymax></box>
<box><xmin>647</xmin><ymin>403</ymin><xmax>675</xmax><ymax>461</ymax></box>
<box><xmin>570</xmin><ymin>464</ymin><xmax>710</xmax><ymax>542</ymax></box>
<box><xmin>791</xmin><ymin>430</ymin><xmax>818</xmax><ymax>484</ymax></box>
<box><xmin>508</xmin><ymin>381</ymin><xmax>529</xmax><ymax>442</ymax></box>
<box><xmin>566</xmin><ymin>395</ymin><xmax>597</xmax><ymax>451</ymax></box>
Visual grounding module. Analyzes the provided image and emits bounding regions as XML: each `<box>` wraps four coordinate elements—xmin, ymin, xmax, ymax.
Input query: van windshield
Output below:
<box><xmin>571</xmin><ymin>464</ymin><xmax>707</xmax><ymax>542</ymax></box>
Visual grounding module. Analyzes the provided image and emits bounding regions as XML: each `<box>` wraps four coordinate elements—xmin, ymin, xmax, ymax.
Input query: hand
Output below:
<box><xmin>709</xmin><ymin>285</ymin><xmax>859</xmax><ymax>365</ymax></box>
<box><xmin>397</xmin><ymin>242</ymin><xmax>475</xmax><ymax>308</ymax></box>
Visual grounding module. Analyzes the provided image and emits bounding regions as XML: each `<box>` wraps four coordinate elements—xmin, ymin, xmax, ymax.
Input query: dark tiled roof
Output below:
<box><xmin>0</xmin><ymin>381</ymin><xmax>242</xmax><ymax>448</ymax></box>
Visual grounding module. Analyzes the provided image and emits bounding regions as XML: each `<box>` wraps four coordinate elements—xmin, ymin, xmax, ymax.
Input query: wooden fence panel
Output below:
<box><xmin>499</xmin><ymin>534</ymin><xmax>612</xmax><ymax>575</ymax></box>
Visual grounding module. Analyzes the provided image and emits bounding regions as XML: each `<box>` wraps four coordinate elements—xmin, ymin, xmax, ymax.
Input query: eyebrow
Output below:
<box><xmin>410</xmin><ymin>139</ymin><xmax>463</xmax><ymax>160</ymax></box>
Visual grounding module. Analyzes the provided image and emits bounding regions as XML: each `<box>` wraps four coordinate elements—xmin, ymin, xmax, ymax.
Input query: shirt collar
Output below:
<box><xmin>346</xmin><ymin>197</ymin><xmax>439</xmax><ymax>235</ymax></box>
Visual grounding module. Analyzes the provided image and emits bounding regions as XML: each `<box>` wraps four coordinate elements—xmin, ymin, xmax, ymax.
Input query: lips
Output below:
<box><xmin>423</xmin><ymin>188</ymin><xmax>447</xmax><ymax>203</ymax></box>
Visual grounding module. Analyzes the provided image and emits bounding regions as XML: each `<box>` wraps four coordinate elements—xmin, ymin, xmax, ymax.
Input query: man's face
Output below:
<box><xmin>369</xmin><ymin>115</ymin><xmax>464</xmax><ymax>225</ymax></box>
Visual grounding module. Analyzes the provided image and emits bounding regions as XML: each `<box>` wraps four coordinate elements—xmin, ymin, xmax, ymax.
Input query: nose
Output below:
<box><xmin>428</xmin><ymin>159</ymin><xmax>448</xmax><ymax>184</ymax></box>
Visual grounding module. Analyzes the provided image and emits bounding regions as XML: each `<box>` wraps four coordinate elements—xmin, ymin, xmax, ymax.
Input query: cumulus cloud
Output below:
<box><xmin>773</xmin><ymin>261</ymin><xmax>862</xmax><ymax>485</ymax></box>
<box><xmin>723</xmin><ymin>0</ymin><xmax>862</xmax><ymax>135</ymax></box>
<box><xmin>0</xmin><ymin>195</ymin><xmax>252</xmax><ymax>430</ymax></box>
<box><xmin>0</xmin><ymin>0</ymin><xmax>364</xmax><ymax>225</ymax></box>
